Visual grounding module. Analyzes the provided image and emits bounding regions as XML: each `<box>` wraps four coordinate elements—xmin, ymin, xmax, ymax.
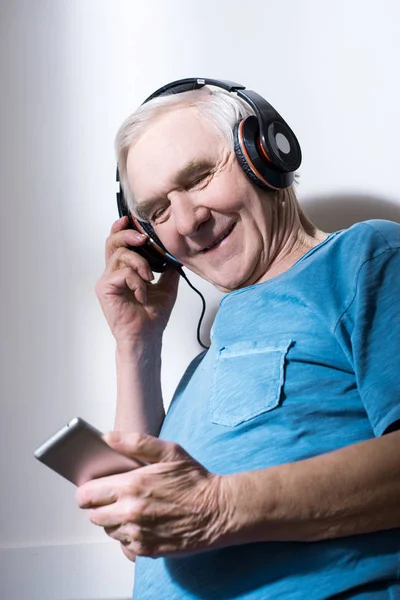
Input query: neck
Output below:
<box><xmin>256</xmin><ymin>192</ymin><xmax>328</xmax><ymax>284</ymax></box>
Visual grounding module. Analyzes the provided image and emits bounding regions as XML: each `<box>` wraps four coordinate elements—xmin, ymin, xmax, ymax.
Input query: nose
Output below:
<box><xmin>169</xmin><ymin>191</ymin><xmax>211</xmax><ymax>238</ymax></box>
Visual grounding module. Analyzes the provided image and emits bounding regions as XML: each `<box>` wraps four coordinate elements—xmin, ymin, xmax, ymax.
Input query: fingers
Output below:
<box><xmin>99</xmin><ymin>219</ymin><xmax>156</xmax><ymax>305</ymax></box>
<box><xmin>90</xmin><ymin>506</ymin><xmax>122</xmax><ymax>528</ymax></box>
<box><xmin>106</xmin><ymin>225</ymin><xmax>148</xmax><ymax>264</ymax></box>
<box><xmin>104</xmin><ymin>219</ymin><xmax>181</xmax><ymax>298</ymax></box>
<box><xmin>106</xmin><ymin>246</ymin><xmax>154</xmax><ymax>282</ymax></box>
<box><xmin>88</xmin><ymin>496</ymin><xmax>144</xmax><ymax>528</ymax></box>
<box><xmin>76</xmin><ymin>468</ymin><xmax>143</xmax><ymax>510</ymax></box>
<box><xmin>110</xmin><ymin>215</ymin><xmax>129</xmax><ymax>234</ymax></box>
<box><xmin>103</xmin><ymin>431</ymin><xmax>187</xmax><ymax>464</ymax></box>
<box><xmin>102</xmin><ymin>218</ymin><xmax>157</xmax><ymax>300</ymax></box>
<box><xmin>76</xmin><ymin>477</ymin><xmax>119</xmax><ymax>509</ymax></box>
<box><xmin>96</xmin><ymin>267</ymin><xmax>148</xmax><ymax>304</ymax></box>
<box><xmin>105</xmin><ymin>523</ymin><xmax>144</xmax><ymax>554</ymax></box>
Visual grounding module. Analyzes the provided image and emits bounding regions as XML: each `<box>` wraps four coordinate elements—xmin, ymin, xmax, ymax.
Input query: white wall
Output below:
<box><xmin>1</xmin><ymin>0</ymin><xmax>399</xmax><ymax>598</ymax></box>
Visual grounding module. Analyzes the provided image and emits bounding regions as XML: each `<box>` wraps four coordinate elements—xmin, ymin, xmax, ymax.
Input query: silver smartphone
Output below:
<box><xmin>34</xmin><ymin>417</ymin><xmax>141</xmax><ymax>486</ymax></box>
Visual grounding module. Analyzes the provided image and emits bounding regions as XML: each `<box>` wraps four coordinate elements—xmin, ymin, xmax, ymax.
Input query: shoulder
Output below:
<box><xmin>334</xmin><ymin>221</ymin><xmax>400</xmax><ymax>314</ymax></box>
<box><xmin>342</xmin><ymin>219</ymin><xmax>400</xmax><ymax>252</ymax></box>
<box><xmin>323</xmin><ymin>220</ymin><xmax>400</xmax><ymax>276</ymax></box>
<box><xmin>304</xmin><ymin>221</ymin><xmax>400</xmax><ymax>322</ymax></box>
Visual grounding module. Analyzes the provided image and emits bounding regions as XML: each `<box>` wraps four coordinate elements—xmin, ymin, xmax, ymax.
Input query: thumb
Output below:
<box><xmin>103</xmin><ymin>431</ymin><xmax>188</xmax><ymax>464</ymax></box>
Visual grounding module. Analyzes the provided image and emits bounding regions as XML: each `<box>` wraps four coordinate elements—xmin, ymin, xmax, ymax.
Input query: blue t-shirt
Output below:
<box><xmin>133</xmin><ymin>220</ymin><xmax>400</xmax><ymax>600</ymax></box>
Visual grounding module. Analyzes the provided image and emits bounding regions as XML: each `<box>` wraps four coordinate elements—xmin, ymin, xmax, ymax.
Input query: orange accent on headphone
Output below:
<box><xmin>257</xmin><ymin>138</ymin><xmax>272</xmax><ymax>164</ymax></box>
<box><xmin>130</xmin><ymin>213</ymin><xmax>171</xmax><ymax>258</ymax></box>
<box><xmin>238</xmin><ymin>121</ymin><xmax>280</xmax><ymax>191</ymax></box>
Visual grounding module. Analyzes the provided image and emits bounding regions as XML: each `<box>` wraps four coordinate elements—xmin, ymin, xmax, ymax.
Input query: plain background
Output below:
<box><xmin>1</xmin><ymin>1</ymin><xmax>400</xmax><ymax>598</ymax></box>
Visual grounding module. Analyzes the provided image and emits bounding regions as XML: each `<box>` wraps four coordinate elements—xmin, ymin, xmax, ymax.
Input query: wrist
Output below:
<box><xmin>219</xmin><ymin>469</ymin><xmax>279</xmax><ymax>546</ymax></box>
<box><xmin>116</xmin><ymin>337</ymin><xmax>163</xmax><ymax>365</ymax></box>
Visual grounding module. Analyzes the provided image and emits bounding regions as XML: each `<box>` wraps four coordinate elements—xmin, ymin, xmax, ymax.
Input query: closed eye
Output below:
<box><xmin>148</xmin><ymin>170</ymin><xmax>213</xmax><ymax>223</ymax></box>
<box><xmin>186</xmin><ymin>171</ymin><xmax>211</xmax><ymax>190</ymax></box>
<box><xmin>150</xmin><ymin>202</ymin><xmax>170</xmax><ymax>224</ymax></box>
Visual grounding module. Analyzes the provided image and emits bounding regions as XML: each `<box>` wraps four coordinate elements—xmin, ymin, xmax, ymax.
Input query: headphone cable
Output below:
<box><xmin>178</xmin><ymin>268</ymin><xmax>209</xmax><ymax>350</ymax></box>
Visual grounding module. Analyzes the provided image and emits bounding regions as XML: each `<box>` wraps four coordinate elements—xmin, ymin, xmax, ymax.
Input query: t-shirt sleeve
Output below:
<box><xmin>338</xmin><ymin>239</ymin><xmax>400</xmax><ymax>436</ymax></box>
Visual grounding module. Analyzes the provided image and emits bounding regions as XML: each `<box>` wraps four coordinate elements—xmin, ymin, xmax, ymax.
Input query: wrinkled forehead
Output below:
<box><xmin>126</xmin><ymin>107</ymin><xmax>227</xmax><ymax>200</ymax></box>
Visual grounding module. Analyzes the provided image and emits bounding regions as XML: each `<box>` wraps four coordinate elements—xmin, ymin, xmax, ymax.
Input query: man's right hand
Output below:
<box><xmin>95</xmin><ymin>216</ymin><xmax>180</xmax><ymax>348</ymax></box>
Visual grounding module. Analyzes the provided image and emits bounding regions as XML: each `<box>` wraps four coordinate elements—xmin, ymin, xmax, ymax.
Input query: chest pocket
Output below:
<box><xmin>210</xmin><ymin>339</ymin><xmax>293</xmax><ymax>427</ymax></box>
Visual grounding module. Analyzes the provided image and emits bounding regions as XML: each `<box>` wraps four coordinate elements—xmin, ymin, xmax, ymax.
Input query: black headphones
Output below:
<box><xmin>116</xmin><ymin>77</ymin><xmax>302</xmax><ymax>273</ymax></box>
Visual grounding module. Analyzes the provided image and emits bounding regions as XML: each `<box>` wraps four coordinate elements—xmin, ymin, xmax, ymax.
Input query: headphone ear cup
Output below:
<box><xmin>234</xmin><ymin>116</ymin><xmax>295</xmax><ymax>190</ymax></box>
<box><xmin>136</xmin><ymin>218</ymin><xmax>168</xmax><ymax>253</ymax></box>
<box><xmin>233</xmin><ymin>121</ymin><xmax>271</xmax><ymax>192</ymax></box>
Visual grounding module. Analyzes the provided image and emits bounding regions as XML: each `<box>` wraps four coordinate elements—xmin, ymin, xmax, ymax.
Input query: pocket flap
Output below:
<box><xmin>210</xmin><ymin>338</ymin><xmax>293</xmax><ymax>427</ymax></box>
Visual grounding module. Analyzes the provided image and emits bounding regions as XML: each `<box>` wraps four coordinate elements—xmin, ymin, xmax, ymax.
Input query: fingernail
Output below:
<box><xmin>139</xmin><ymin>268</ymin><xmax>153</xmax><ymax>282</ymax></box>
<box><xmin>137</xmin><ymin>287</ymin><xmax>147</xmax><ymax>304</ymax></box>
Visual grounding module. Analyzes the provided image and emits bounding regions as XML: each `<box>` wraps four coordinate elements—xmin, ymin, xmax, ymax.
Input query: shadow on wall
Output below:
<box><xmin>301</xmin><ymin>193</ymin><xmax>400</xmax><ymax>232</ymax></box>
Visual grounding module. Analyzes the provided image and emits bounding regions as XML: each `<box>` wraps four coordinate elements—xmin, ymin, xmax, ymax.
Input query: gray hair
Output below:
<box><xmin>114</xmin><ymin>85</ymin><xmax>301</xmax><ymax>222</ymax></box>
<box><xmin>115</xmin><ymin>86</ymin><xmax>255</xmax><ymax>215</ymax></box>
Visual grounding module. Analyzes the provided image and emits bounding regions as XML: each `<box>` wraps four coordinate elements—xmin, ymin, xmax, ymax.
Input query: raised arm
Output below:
<box><xmin>95</xmin><ymin>216</ymin><xmax>180</xmax><ymax>436</ymax></box>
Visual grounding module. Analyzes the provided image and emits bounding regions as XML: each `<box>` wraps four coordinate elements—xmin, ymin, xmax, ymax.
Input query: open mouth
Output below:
<box><xmin>202</xmin><ymin>223</ymin><xmax>236</xmax><ymax>253</ymax></box>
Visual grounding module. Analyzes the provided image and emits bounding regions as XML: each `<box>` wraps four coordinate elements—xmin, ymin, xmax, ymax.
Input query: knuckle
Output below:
<box><xmin>114</xmin><ymin>246</ymin><xmax>127</xmax><ymax>261</ymax></box>
<box><xmin>126</xmin><ymin>475</ymin><xmax>144</xmax><ymax>497</ymax></box>
<box><xmin>167</xmin><ymin>441</ymin><xmax>183</xmax><ymax>459</ymax></box>
<box><xmin>112</xmin><ymin>246</ymin><xmax>146</xmax><ymax>272</ymax></box>
<box><xmin>124</xmin><ymin>498</ymin><xmax>146</xmax><ymax>523</ymax></box>
<box><xmin>169</xmin><ymin>441</ymin><xmax>180</xmax><ymax>453</ymax></box>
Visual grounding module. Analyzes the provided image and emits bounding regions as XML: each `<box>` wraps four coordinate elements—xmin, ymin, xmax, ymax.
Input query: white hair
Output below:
<box><xmin>115</xmin><ymin>86</ymin><xmax>255</xmax><ymax>215</ymax></box>
<box><xmin>114</xmin><ymin>85</ymin><xmax>304</xmax><ymax>226</ymax></box>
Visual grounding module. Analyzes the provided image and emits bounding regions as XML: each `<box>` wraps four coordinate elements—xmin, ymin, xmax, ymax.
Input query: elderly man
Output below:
<box><xmin>77</xmin><ymin>79</ymin><xmax>400</xmax><ymax>599</ymax></box>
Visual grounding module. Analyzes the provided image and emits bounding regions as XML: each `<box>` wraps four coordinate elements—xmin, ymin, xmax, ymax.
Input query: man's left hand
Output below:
<box><xmin>76</xmin><ymin>432</ymin><xmax>229</xmax><ymax>560</ymax></box>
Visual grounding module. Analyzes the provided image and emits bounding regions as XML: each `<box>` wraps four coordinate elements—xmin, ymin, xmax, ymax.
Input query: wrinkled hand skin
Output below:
<box><xmin>75</xmin><ymin>432</ymin><xmax>232</xmax><ymax>561</ymax></box>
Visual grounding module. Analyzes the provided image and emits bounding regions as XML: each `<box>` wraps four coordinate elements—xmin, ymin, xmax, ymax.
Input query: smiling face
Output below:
<box><xmin>126</xmin><ymin>106</ymin><xmax>284</xmax><ymax>291</ymax></box>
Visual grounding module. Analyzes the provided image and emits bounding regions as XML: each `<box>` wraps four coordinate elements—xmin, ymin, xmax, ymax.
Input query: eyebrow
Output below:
<box><xmin>176</xmin><ymin>159</ymin><xmax>214</xmax><ymax>184</ymax></box>
<box><xmin>136</xmin><ymin>159</ymin><xmax>214</xmax><ymax>219</ymax></box>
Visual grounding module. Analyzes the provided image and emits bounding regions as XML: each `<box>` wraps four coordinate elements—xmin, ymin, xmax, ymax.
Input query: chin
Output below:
<box><xmin>216</xmin><ymin>262</ymin><xmax>268</xmax><ymax>292</ymax></box>
<box><xmin>186</xmin><ymin>256</ymin><xmax>261</xmax><ymax>293</ymax></box>
<box><xmin>206</xmin><ymin>271</ymin><xmax>255</xmax><ymax>293</ymax></box>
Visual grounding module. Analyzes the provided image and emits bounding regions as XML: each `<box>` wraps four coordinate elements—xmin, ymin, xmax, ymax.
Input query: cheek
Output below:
<box><xmin>153</xmin><ymin>224</ymin><xmax>183</xmax><ymax>258</ymax></box>
<box><xmin>210</xmin><ymin>177</ymin><xmax>246</xmax><ymax>211</ymax></box>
